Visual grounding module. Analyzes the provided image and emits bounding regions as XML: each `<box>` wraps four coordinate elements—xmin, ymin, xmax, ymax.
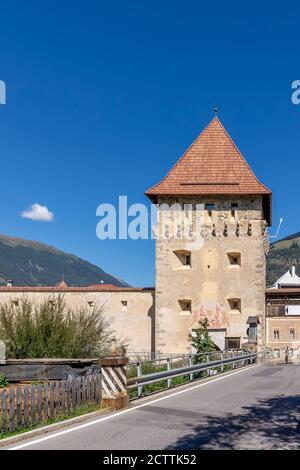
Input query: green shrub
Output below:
<box><xmin>188</xmin><ymin>318</ymin><xmax>218</xmax><ymax>363</ymax></box>
<box><xmin>0</xmin><ymin>373</ymin><xmax>8</xmax><ymax>388</ymax></box>
<box><xmin>0</xmin><ymin>295</ymin><xmax>115</xmax><ymax>359</ymax></box>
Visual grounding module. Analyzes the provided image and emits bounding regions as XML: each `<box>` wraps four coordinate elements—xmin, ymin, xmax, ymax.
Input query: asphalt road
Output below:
<box><xmin>5</xmin><ymin>364</ymin><xmax>300</xmax><ymax>450</ymax></box>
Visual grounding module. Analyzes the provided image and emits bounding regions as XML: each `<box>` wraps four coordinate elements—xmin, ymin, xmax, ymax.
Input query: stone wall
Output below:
<box><xmin>155</xmin><ymin>195</ymin><xmax>267</xmax><ymax>354</ymax></box>
<box><xmin>0</xmin><ymin>289</ymin><xmax>155</xmax><ymax>354</ymax></box>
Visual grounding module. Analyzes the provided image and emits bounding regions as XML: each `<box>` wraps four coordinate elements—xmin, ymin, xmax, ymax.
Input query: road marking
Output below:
<box><xmin>9</xmin><ymin>365</ymin><xmax>258</xmax><ymax>450</ymax></box>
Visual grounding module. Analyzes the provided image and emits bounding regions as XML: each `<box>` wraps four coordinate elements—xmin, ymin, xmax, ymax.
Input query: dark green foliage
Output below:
<box><xmin>0</xmin><ymin>234</ymin><xmax>128</xmax><ymax>287</ymax></box>
<box><xmin>0</xmin><ymin>296</ymin><xmax>113</xmax><ymax>358</ymax></box>
<box><xmin>0</xmin><ymin>373</ymin><xmax>8</xmax><ymax>388</ymax></box>
<box><xmin>188</xmin><ymin>318</ymin><xmax>217</xmax><ymax>363</ymax></box>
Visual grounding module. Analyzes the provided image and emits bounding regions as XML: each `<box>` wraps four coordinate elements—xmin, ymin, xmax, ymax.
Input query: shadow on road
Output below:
<box><xmin>166</xmin><ymin>395</ymin><xmax>300</xmax><ymax>450</ymax></box>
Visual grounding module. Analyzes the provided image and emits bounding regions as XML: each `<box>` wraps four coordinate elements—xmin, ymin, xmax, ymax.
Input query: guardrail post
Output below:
<box><xmin>167</xmin><ymin>358</ymin><xmax>171</xmax><ymax>389</ymax></box>
<box><xmin>189</xmin><ymin>355</ymin><xmax>193</xmax><ymax>382</ymax></box>
<box><xmin>137</xmin><ymin>362</ymin><xmax>143</xmax><ymax>398</ymax></box>
<box><xmin>0</xmin><ymin>341</ymin><xmax>5</xmax><ymax>364</ymax></box>
<box><xmin>206</xmin><ymin>353</ymin><xmax>211</xmax><ymax>376</ymax></box>
<box><xmin>100</xmin><ymin>355</ymin><xmax>129</xmax><ymax>410</ymax></box>
<box><xmin>232</xmin><ymin>351</ymin><xmax>235</xmax><ymax>369</ymax></box>
<box><xmin>220</xmin><ymin>351</ymin><xmax>224</xmax><ymax>372</ymax></box>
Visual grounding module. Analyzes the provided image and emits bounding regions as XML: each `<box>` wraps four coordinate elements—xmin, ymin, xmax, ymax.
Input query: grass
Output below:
<box><xmin>0</xmin><ymin>403</ymin><xmax>101</xmax><ymax>440</ymax></box>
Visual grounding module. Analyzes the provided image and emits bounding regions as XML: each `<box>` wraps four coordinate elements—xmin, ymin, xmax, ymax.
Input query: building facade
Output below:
<box><xmin>266</xmin><ymin>267</ymin><xmax>300</xmax><ymax>361</ymax></box>
<box><xmin>146</xmin><ymin>117</ymin><xmax>272</xmax><ymax>353</ymax></box>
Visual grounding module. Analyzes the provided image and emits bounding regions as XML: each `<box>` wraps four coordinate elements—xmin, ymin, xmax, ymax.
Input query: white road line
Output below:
<box><xmin>9</xmin><ymin>365</ymin><xmax>258</xmax><ymax>450</ymax></box>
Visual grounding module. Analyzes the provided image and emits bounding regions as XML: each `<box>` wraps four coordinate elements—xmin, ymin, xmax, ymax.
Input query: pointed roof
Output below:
<box><xmin>57</xmin><ymin>280</ymin><xmax>68</xmax><ymax>289</ymax></box>
<box><xmin>145</xmin><ymin>117</ymin><xmax>272</xmax><ymax>224</ymax></box>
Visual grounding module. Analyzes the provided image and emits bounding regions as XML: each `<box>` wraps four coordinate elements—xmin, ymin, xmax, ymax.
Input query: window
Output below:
<box><xmin>205</xmin><ymin>203</ymin><xmax>215</xmax><ymax>217</ymax></box>
<box><xmin>228</xmin><ymin>298</ymin><xmax>241</xmax><ymax>312</ymax></box>
<box><xmin>289</xmin><ymin>329</ymin><xmax>295</xmax><ymax>340</ymax></box>
<box><xmin>273</xmin><ymin>329</ymin><xmax>280</xmax><ymax>340</ymax></box>
<box><xmin>228</xmin><ymin>252</ymin><xmax>241</xmax><ymax>266</ymax></box>
<box><xmin>248</xmin><ymin>324</ymin><xmax>257</xmax><ymax>342</ymax></box>
<box><xmin>231</xmin><ymin>202</ymin><xmax>238</xmax><ymax>218</ymax></box>
<box><xmin>178</xmin><ymin>299</ymin><xmax>192</xmax><ymax>315</ymax></box>
<box><xmin>274</xmin><ymin>348</ymin><xmax>280</xmax><ymax>357</ymax></box>
<box><xmin>184</xmin><ymin>204</ymin><xmax>193</xmax><ymax>218</ymax></box>
<box><xmin>184</xmin><ymin>254</ymin><xmax>191</xmax><ymax>266</ymax></box>
<box><xmin>225</xmin><ymin>337</ymin><xmax>240</xmax><ymax>349</ymax></box>
<box><xmin>121</xmin><ymin>300</ymin><xmax>128</xmax><ymax>311</ymax></box>
<box><xmin>174</xmin><ymin>250</ymin><xmax>191</xmax><ymax>268</ymax></box>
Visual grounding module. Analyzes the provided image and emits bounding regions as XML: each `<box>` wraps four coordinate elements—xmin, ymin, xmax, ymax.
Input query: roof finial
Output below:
<box><xmin>214</xmin><ymin>107</ymin><xmax>218</xmax><ymax>117</ymax></box>
<box><xmin>57</xmin><ymin>273</ymin><xmax>68</xmax><ymax>289</ymax></box>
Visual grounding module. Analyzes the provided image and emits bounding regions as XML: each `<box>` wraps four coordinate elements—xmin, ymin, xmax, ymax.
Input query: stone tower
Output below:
<box><xmin>146</xmin><ymin>117</ymin><xmax>272</xmax><ymax>354</ymax></box>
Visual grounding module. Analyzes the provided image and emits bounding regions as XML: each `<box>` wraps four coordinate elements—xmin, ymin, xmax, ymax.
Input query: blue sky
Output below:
<box><xmin>0</xmin><ymin>1</ymin><xmax>299</xmax><ymax>286</ymax></box>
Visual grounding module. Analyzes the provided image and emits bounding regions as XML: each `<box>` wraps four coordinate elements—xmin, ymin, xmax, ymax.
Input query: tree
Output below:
<box><xmin>0</xmin><ymin>295</ymin><xmax>115</xmax><ymax>359</ymax></box>
<box><xmin>188</xmin><ymin>318</ymin><xmax>217</xmax><ymax>363</ymax></box>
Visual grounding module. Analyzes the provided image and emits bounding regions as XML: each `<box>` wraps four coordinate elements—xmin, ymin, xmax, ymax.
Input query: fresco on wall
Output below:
<box><xmin>191</xmin><ymin>303</ymin><xmax>230</xmax><ymax>328</ymax></box>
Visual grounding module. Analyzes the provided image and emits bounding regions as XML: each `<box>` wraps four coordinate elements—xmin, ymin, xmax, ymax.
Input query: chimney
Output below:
<box><xmin>6</xmin><ymin>279</ymin><xmax>13</xmax><ymax>287</ymax></box>
<box><xmin>291</xmin><ymin>266</ymin><xmax>296</xmax><ymax>278</ymax></box>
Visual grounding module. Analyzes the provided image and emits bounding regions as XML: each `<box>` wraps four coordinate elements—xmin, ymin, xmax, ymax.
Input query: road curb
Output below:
<box><xmin>0</xmin><ymin>406</ymin><xmax>113</xmax><ymax>448</ymax></box>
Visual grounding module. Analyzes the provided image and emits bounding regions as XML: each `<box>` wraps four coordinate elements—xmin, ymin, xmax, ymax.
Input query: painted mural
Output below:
<box><xmin>191</xmin><ymin>303</ymin><xmax>230</xmax><ymax>329</ymax></box>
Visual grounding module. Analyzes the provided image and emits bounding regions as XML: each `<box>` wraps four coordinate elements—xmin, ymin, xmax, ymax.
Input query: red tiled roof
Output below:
<box><xmin>0</xmin><ymin>284</ymin><xmax>155</xmax><ymax>293</ymax></box>
<box><xmin>145</xmin><ymin>117</ymin><xmax>272</xmax><ymax>224</ymax></box>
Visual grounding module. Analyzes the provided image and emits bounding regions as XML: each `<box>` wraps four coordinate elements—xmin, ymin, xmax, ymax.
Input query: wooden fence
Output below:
<box><xmin>0</xmin><ymin>374</ymin><xmax>102</xmax><ymax>434</ymax></box>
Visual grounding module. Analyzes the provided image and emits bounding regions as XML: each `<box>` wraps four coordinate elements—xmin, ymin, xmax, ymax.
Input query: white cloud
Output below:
<box><xmin>21</xmin><ymin>203</ymin><xmax>54</xmax><ymax>222</ymax></box>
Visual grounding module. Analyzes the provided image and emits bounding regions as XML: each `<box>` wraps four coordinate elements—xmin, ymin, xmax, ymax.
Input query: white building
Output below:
<box><xmin>270</xmin><ymin>266</ymin><xmax>300</xmax><ymax>289</ymax></box>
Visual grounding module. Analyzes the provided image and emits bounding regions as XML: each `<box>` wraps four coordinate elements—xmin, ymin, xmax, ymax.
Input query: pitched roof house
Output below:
<box><xmin>269</xmin><ymin>266</ymin><xmax>300</xmax><ymax>289</ymax></box>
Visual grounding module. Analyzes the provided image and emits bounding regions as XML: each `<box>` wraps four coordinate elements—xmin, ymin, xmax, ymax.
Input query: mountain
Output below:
<box><xmin>267</xmin><ymin>232</ymin><xmax>300</xmax><ymax>286</ymax></box>
<box><xmin>0</xmin><ymin>234</ymin><xmax>129</xmax><ymax>287</ymax></box>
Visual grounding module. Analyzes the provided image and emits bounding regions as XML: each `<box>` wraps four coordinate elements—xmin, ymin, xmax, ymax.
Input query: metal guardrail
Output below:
<box><xmin>128</xmin><ymin>353</ymin><xmax>189</xmax><ymax>366</ymax></box>
<box><xmin>128</xmin><ymin>349</ymin><xmax>248</xmax><ymax>367</ymax></box>
<box><xmin>127</xmin><ymin>350</ymin><xmax>257</xmax><ymax>396</ymax></box>
<box><xmin>127</xmin><ymin>351</ymin><xmax>202</xmax><ymax>364</ymax></box>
